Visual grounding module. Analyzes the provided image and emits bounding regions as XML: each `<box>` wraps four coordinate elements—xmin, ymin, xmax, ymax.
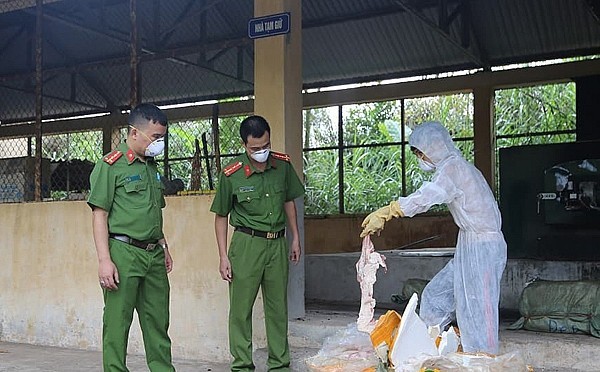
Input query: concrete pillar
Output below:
<box><xmin>473</xmin><ymin>85</ymin><xmax>496</xmax><ymax>192</ymax></box>
<box><xmin>253</xmin><ymin>0</ymin><xmax>304</xmax><ymax>318</ymax></box>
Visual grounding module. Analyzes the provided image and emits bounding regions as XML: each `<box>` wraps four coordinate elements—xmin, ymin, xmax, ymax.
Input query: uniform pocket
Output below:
<box><xmin>237</xmin><ymin>190</ymin><xmax>260</xmax><ymax>204</ymax></box>
<box><xmin>271</xmin><ymin>184</ymin><xmax>285</xmax><ymax>204</ymax></box>
<box><xmin>123</xmin><ymin>181</ymin><xmax>148</xmax><ymax>208</ymax></box>
<box><xmin>235</xmin><ymin>190</ymin><xmax>262</xmax><ymax>217</ymax></box>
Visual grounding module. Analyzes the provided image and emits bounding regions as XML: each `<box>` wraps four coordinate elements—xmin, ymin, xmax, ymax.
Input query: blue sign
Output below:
<box><xmin>248</xmin><ymin>12</ymin><xmax>290</xmax><ymax>39</ymax></box>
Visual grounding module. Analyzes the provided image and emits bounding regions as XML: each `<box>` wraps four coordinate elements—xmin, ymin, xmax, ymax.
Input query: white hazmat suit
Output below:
<box><xmin>362</xmin><ymin>121</ymin><xmax>507</xmax><ymax>354</ymax></box>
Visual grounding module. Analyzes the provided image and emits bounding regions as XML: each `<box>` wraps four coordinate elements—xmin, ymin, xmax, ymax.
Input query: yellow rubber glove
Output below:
<box><xmin>360</xmin><ymin>201</ymin><xmax>404</xmax><ymax>238</ymax></box>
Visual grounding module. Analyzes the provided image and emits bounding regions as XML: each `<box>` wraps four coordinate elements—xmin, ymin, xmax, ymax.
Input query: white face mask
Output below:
<box><xmin>130</xmin><ymin>125</ymin><xmax>165</xmax><ymax>157</ymax></box>
<box><xmin>250</xmin><ymin>148</ymin><xmax>270</xmax><ymax>163</ymax></box>
<box><xmin>145</xmin><ymin>137</ymin><xmax>165</xmax><ymax>157</ymax></box>
<box><xmin>418</xmin><ymin>158</ymin><xmax>436</xmax><ymax>172</ymax></box>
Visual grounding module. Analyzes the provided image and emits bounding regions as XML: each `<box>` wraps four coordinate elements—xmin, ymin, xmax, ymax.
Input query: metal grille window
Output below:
<box><xmin>40</xmin><ymin>130</ymin><xmax>102</xmax><ymax>200</ymax></box>
<box><xmin>495</xmin><ymin>83</ymin><xmax>576</xmax><ymax>147</ymax></box>
<box><xmin>216</xmin><ymin>115</ymin><xmax>245</xmax><ymax>163</ymax></box>
<box><xmin>0</xmin><ymin>137</ymin><xmax>34</xmax><ymax>202</ymax></box>
<box><xmin>156</xmin><ymin>114</ymin><xmax>245</xmax><ymax>196</ymax></box>
<box><xmin>303</xmin><ymin>93</ymin><xmax>474</xmax><ymax>215</ymax></box>
<box><xmin>160</xmin><ymin>118</ymin><xmax>214</xmax><ymax>194</ymax></box>
<box><xmin>0</xmin><ymin>130</ymin><xmax>101</xmax><ymax>202</ymax></box>
<box><xmin>494</xmin><ymin>82</ymin><xmax>577</xmax><ymax>190</ymax></box>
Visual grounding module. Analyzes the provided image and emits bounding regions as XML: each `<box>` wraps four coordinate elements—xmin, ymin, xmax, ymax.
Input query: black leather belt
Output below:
<box><xmin>235</xmin><ymin>227</ymin><xmax>285</xmax><ymax>239</ymax></box>
<box><xmin>109</xmin><ymin>234</ymin><xmax>159</xmax><ymax>251</ymax></box>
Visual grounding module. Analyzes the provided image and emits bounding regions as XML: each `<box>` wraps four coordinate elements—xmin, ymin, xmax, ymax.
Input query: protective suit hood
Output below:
<box><xmin>408</xmin><ymin>121</ymin><xmax>461</xmax><ymax>165</ymax></box>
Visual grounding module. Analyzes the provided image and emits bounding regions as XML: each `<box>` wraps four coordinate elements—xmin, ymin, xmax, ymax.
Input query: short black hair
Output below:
<box><xmin>239</xmin><ymin>115</ymin><xmax>271</xmax><ymax>144</ymax></box>
<box><xmin>128</xmin><ymin>103</ymin><xmax>167</xmax><ymax>127</ymax></box>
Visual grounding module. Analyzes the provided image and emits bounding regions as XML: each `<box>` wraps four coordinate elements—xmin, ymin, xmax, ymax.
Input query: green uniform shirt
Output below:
<box><xmin>210</xmin><ymin>152</ymin><xmax>304</xmax><ymax>232</ymax></box>
<box><xmin>87</xmin><ymin>143</ymin><xmax>165</xmax><ymax>241</ymax></box>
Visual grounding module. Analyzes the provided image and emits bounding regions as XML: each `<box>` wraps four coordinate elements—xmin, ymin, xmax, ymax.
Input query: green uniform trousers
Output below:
<box><xmin>103</xmin><ymin>240</ymin><xmax>174</xmax><ymax>372</ymax></box>
<box><xmin>228</xmin><ymin>232</ymin><xmax>290</xmax><ymax>371</ymax></box>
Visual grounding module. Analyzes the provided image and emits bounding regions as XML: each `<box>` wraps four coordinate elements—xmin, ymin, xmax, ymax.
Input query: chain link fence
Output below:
<box><xmin>0</xmin><ymin>0</ymin><xmax>251</xmax><ymax>203</ymax></box>
<box><xmin>158</xmin><ymin>114</ymin><xmax>244</xmax><ymax>196</ymax></box>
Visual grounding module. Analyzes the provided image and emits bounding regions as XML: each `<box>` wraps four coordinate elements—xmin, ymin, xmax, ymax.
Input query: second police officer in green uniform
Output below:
<box><xmin>210</xmin><ymin>115</ymin><xmax>304</xmax><ymax>371</ymax></box>
<box><xmin>88</xmin><ymin>103</ymin><xmax>175</xmax><ymax>372</ymax></box>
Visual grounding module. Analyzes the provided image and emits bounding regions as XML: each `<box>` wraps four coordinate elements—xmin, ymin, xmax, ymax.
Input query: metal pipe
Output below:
<box><xmin>338</xmin><ymin>105</ymin><xmax>344</xmax><ymax>214</ymax></box>
<box><xmin>34</xmin><ymin>0</ymin><xmax>43</xmax><ymax>202</ymax></box>
<box><xmin>391</xmin><ymin>235</ymin><xmax>440</xmax><ymax>251</ymax></box>
<box><xmin>211</xmin><ymin>104</ymin><xmax>221</xmax><ymax>173</ymax></box>
<box><xmin>129</xmin><ymin>0</ymin><xmax>140</xmax><ymax>107</ymax></box>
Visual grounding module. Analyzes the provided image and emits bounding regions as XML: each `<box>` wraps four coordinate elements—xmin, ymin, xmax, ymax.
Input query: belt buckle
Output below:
<box><xmin>266</xmin><ymin>232</ymin><xmax>275</xmax><ymax>239</ymax></box>
<box><xmin>145</xmin><ymin>243</ymin><xmax>157</xmax><ymax>251</ymax></box>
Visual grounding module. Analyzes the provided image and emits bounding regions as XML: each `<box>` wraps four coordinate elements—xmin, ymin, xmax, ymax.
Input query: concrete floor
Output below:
<box><xmin>0</xmin><ymin>342</ymin><xmax>318</xmax><ymax>372</ymax></box>
<box><xmin>1</xmin><ymin>308</ymin><xmax>598</xmax><ymax>371</ymax></box>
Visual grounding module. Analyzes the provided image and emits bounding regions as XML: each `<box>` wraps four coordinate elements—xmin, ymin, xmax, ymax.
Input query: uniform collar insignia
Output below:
<box><xmin>241</xmin><ymin>152</ymin><xmax>275</xmax><ymax>178</ymax></box>
<box><xmin>244</xmin><ymin>164</ymin><xmax>252</xmax><ymax>178</ymax></box>
<box><xmin>126</xmin><ymin>148</ymin><xmax>136</xmax><ymax>164</ymax></box>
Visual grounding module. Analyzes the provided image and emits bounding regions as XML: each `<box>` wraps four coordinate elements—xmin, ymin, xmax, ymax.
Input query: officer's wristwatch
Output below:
<box><xmin>160</xmin><ymin>242</ymin><xmax>169</xmax><ymax>250</ymax></box>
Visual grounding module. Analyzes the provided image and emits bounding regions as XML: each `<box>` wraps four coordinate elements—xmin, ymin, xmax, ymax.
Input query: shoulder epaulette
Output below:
<box><xmin>223</xmin><ymin>161</ymin><xmax>243</xmax><ymax>177</ymax></box>
<box><xmin>271</xmin><ymin>151</ymin><xmax>291</xmax><ymax>162</ymax></box>
<box><xmin>103</xmin><ymin>150</ymin><xmax>123</xmax><ymax>165</ymax></box>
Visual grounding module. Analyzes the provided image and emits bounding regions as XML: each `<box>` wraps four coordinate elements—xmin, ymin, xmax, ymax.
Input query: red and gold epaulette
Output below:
<box><xmin>270</xmin><ymin>151</ymin><xmax>291</xmax><ymax>162</ymax></box>
<box><xmin>103</xmin><ymin>150</ymin><xmax>123</xmax><ymax>165</ymax></box>
<box><xmin>223</xmin><ymin>161</ymin><xmax>243</xmax><ymax>177</ymax></box>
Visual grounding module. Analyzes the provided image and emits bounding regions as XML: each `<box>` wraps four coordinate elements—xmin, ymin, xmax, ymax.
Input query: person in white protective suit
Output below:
<box><xmin>360</xmin><ymin>121</ymin><xmax>507</xmax><ymax>354</ymax></box>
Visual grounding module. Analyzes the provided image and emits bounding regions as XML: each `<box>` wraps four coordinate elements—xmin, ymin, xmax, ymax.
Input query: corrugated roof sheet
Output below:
<box><xmin>0</xmin><ymin>0</ymin><xmax>599</xmax><ymax>122</ymax></box>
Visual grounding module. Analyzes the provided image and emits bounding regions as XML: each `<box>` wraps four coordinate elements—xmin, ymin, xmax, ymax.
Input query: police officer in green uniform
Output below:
<box><xmin>88</xmin><ymin>103</ymin><xmax>175</xmax><ymax>372</ymax></box>
<box><xmin>210</xmin><ymin>115</ymin><xmax>304</xmax><ymax>371</ymax></box>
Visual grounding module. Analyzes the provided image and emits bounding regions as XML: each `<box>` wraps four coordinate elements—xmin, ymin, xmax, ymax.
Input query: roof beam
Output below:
<box><xmin>303</xmin><ymin>59</ymin><xmax>600</xmax><ymax>108</ymax></box>
<box><xmin>44</xmin><ymin>34</ymin><xmax>117</xmax><ymax>110</ymax></box>
<box><xmin>458</xmin><ymin>0</ymin><xmax>489</xmax><ymax>70</ymax></box>
<box><xmin>0</xmin><ymin>34</ymin><xmax>252</xmax><ymax>82</ymax></box>
<box><xmin>393</xmin><ymin>0</ymin><xmax>490</xmax><ymax>69</ymax></box>
<box><xmin>585</xmin><ymin>0</ymin><xmax>600</xmax><ymax>24</ymax></box>
<box><xmin>0</xmin><ymin>25</ymin><xmax>25</xmax><ymax>55</ymax></box>
<box><xmin>0</xmin><ymin>99</ymin><xmax>253</xmax><ymax>137</ymax></box>
<box><xmin>159</xmin><ymin>0</ymin><xmax>225</xmax><ymax>45</ymax></box>
<box><xmin>159</xmin><ymin>0</ymin><xmax>198</xmax><ymax>46</ymax></box>
<box><xmin>14</xmin><ymin>7</ymin><xmax>253</xmax><ymax>85</ymax></box>
<box><xmin>0</xmin><ymin>82</ymin><xmax>106</xmax><ymax>111</ymax></box>
<box><xmin>3</xmin><ymin>59</ymin><xmax>599</xmax><ymax>137</ymax></box>
<box><xmin>151</xmin><ymin>0</ymin><xmax>162</xmax><ymax>49</ymax></box>
<box><xmin>0</xmin><ymin>0</ymin><xmax>61</xmax><ymax>14</ymax></box>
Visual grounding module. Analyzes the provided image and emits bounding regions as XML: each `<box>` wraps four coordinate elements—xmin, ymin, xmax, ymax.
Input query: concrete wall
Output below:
<box><xmin>305</xmin><ymin>213</ymin><xmax>459</xmax><ymax>254</ymax></box>
<box><xmin>0</xmin><ymin>196</ymin><xmax>268</xmax><ymax>362</ymax></box>
<box><xmin>306</xmin><ymin>252</ymin><xmax>600</xmax><ymax>311</ymax></box>
<box><xmin>4</xmin><ymin>198</ymin><xmax>598</xmax><ymax>360</ymax></box>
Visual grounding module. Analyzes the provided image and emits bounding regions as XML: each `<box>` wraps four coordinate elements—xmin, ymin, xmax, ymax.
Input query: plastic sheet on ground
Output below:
<box><xmin>305</xmin><ymin>323</ymin><xmax>379</xmax><ymax>372</ymax></box>
<box><xmin>407</xmin><ymin>351</ymin><xmax>531</xmax><ymax>372</ymax></box>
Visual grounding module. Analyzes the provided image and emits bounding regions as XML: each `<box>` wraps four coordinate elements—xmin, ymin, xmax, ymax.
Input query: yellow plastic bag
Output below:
<box><xmin>370</xmin><ymin>310</ymin><xmax>401</xmax><ymax>351</ymax></box>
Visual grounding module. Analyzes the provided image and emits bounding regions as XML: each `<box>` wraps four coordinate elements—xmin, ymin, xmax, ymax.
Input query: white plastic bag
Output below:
<box><xmin>305</xmin><ymin>323</ymin><xmax>379</xmax><ymax>371</ymax></box>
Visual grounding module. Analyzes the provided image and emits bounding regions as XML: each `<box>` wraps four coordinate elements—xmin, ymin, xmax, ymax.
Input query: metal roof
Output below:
<box><xmin>1</xmin><ymin>0</ymin><xmax>600</xmax><ymax>124</ymax></box>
